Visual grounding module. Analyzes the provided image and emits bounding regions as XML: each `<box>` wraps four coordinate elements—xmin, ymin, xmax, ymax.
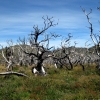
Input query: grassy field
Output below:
<box><xmin>0</xmin><ymin>65</ymin><xmax>100</xmax><ymax>100</ymax></box>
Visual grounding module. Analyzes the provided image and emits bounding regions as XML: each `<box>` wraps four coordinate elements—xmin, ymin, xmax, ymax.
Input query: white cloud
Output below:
<box><xmin>0</xmin><ymin>0</ymin><xmax>100</xmax><ymax>48</ymax></box>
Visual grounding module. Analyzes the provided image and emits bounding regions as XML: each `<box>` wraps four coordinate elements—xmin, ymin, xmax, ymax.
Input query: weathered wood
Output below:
<box><xmin>0</xmin><ymin>71</ymin><xmax>29</xmax><ymax>77</ymax></box>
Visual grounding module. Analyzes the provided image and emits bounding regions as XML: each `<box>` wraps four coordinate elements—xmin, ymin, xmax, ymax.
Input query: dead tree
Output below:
<box><xmin>0</xmin><ymin>41</ymin><xmax>28</xmax><ymax>77</ymax></box>
<box><xmin>82</xmin><ymin>7</ymin><xmax>100</xmax><ymax>70</ymax></box>
<box><xmin>51</xmin><ymin>33</ymin><xmax>74</xmax><ymax>70</ymax></box>
<box><xmin>18</xmin><ymin>16</ymin><xmax>60</xmax><ymax>75</ymax></box>
<box><xmin>0</xmin><ymin>41</ymin><xmax>14</xmax><ymax>71</ymax></box>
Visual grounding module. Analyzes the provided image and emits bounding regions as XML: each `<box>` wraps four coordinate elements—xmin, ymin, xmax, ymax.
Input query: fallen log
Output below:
<box><xmin>0</xmin><ymin>71</ymin><xmax>29</xmax><ymax>77</ymax></box>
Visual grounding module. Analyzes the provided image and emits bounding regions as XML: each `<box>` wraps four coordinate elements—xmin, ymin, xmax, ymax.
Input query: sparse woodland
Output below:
<box><xmin>0</xmin><ymin>7</ymin><xmax>100</xmax><ymax>100</ymax></box>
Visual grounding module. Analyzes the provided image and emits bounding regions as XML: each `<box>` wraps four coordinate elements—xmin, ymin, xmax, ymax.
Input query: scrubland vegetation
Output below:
<box><xmin>0</xmin><ymin>64</ymin><xmax>100</xmax><ymax>100</ymax></box>
<box><xmin>0</xmin><ymin>6</ymin><xmax>100</xmax><ymax>100</ymax></box>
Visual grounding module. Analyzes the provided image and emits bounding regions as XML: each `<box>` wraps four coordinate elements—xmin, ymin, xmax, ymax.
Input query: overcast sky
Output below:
<box><xmin>0</xmin><ymin>0</ymin><xmax>100</xmax><ymax>47</ymax></box>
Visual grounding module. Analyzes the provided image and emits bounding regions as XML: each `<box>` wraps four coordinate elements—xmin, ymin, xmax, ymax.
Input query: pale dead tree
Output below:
<box><xmin>68</xmin><ymin>41</ymin><xmax>78</xmax><ymax>65</ymax></box>
<box><xmin>0</xmin><ymin>45</ymin><xmax>28</xmax><ymax>77</ymax></box>
<box><xmin>0</xmin><ymin>40</ymin><xmax>14</xmax><ymax>71</ymax></box>
<box><xmin>0</xmin><ymin>45</ymin><xmax>13</xmax><ymax>71</ymax></box>
<box><xmin>84</xmin><ymin>41</ymin><xmax>91</xmax><ymax>66</ymax></box>
<box><xmin>81</xmin><ymin>7</ymin><xmax>100</xmax><ymax>56</ymax></box>
<box><xmin>60</xmin><ymin>34</ymin><xmax>73</xmax><ymax>70</ymax></box>
<box><xmin>17</xmin><ymin>47</ymin><xmax>25</xmax><ymax>66</ymax></box>
<box><xmin>0</xmin><ymin>40</ymin><xmax>29</xmax><ymax>77</ymax></box>
<box><xmin>17</xmin><ymin>37</ymin><xmax>36</xmax><ymax>67</ymax></box>
<box><xmin>84</xmin><ymin>41</ymin><xmax>98</xmax><ymax>66</ymax></box>
<box><xmin>82</xmin><ymin>7</ymin><xmax>100</xmax><ymax>70</ymax></box>
<box><xmin>51</xmin><ymin>33</ymin><xmax>74</xmax><ymax>70</ymax></box>
<box><xmin>18</xmin><ymin>16</ymin><xmax>60</xmax><ymax>76</ymax></box>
